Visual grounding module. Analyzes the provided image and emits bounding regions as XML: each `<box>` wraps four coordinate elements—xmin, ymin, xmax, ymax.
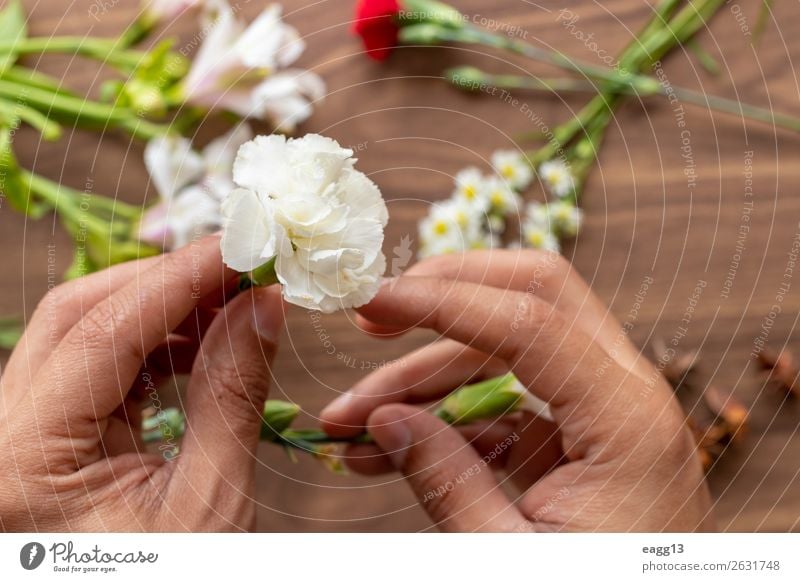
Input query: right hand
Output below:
<box><xmin>321</xmin><ymin>249</ymin><xmax>714</xmax><ymax>532</ymax></box>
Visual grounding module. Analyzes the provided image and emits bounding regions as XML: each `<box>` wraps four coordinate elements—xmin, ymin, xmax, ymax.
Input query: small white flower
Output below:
<box><xmin>523</xmin><ymin>222</ymin><xmax>560</xmax><ymax>252</ymax></box>
<box><xmin>418</xmin><ymin>198</ymin><xmax>489</xmax><ymax>258</ymax></box>
<box><xmin>139</xmin><ymin>185</ymin><xmax>221</xmax><ymax>249</ymax></box>
<box><xmin>548</xmin><ymin>200</ymin><xmax>583</xmax><ymax>237</ymax></box>
<box><xmin>524</xmin><ymin>201</ymin><xmax>550</xmax><ymax>228</ymax></box>
<box><xmin>491</xmin><ymin>150</ymin><xmax>533</xmax><ymax>191</ymax></box>
<box><xmin>182</xmin><ymin>4</ymin><xmax>325</xmax><ymax>131</ymax></box>
<box><xmin>538</xmin><ymin>159</ymin><xmax>575</xmax><ymax>198</ymax></box>
<box><xmin>453</xmin><ymin>167</ymin><xmax>490</xmax><ymax>211</ymax></box>
<box><xmin>139</xmin><ymin>124</ymin><xmax>253</xmax><ymax>249</ymax></box>
<box><xmin>220</xmin><ymin>134</ymin><xmax>388</xmax><ymax>313</ymax></box>
<box><xmin>522</xmin><ymin>202</ymin><xmax>560</xmax><ymax>252</ymax></box>
<box><xmin>483</xmin><ymin>176</ymin><xmax>520</xmax><ymax>216</ymax></box>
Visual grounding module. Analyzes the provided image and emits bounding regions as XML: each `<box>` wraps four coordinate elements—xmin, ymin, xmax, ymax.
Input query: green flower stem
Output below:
<box><xmin>118</xmin><ymin>12</ymin><xmax>159</xmax><ymax>49</ymax></box>
<box><xmin>0</xmin><ymin>97</ymin><xmax>62</xmax><ymax>140</ymax></box>
<box><xmin>0</xmin><ymin>315</ymin><xmax>23</xmax><ymax>350</ymax></box>
<box><xmin>0</xmin><ymin>37</ymin><xmax>146</xmax><ymax>70</ymax></box>
<box><xmin>670</xmin><ymin>86</ymin><xmax>800</xmax><ymax>132</ymax></box>
<box><xmin>81</xmin><ymin>192</ymin><xmax>143</xmax><ymax>220</ymax></box>
<box><xmin>239</xmin><ymin>256</ymin><xmax>280</xmax><ymax>290</ymax></box>
<box><xmin>0</xmin><ymin>80</ymin><xmax>171</xmax><ymax>139</ymax></box>
<box><xmin>18</xmin><ymin>169</ymin><xmax>132</xmax><ymax>238</ymax></box>
<box><xmin>525</xmin><ymin>0</ymin><xmax>725</xmax><ymax>163</ymax></box>
<box><xmin>456</xmin><ymin>68</ymin><xmax>800</xmax><ymax>133</ymax></box>
<box><xmin>415</xmin><ymin>25</ymin><xmax>661</xmax><ymax>95</ymax></box>
<box><xmin>1</xmin><ymin>66</ymin><xmax>74</xmax><ymax>95</ymax></box>
<box><xmin>144</xmin><ymin>374</ymin><xmax>541</xmax><ymax>461</ymax></box>
<box><xmin>0</xmin><ymin>80</ymin><xmax>124</xmax><ymax>124</ymax></box>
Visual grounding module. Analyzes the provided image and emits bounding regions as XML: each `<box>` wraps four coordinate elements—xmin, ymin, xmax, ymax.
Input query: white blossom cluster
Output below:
<box><xmin>418</xmin><ymin>151</ymin><xmax>583</xmax><ymax>257</ymax></box>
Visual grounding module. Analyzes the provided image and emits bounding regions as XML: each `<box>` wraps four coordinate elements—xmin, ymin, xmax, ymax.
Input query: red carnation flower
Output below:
<box><xmin>353</xmin><ymin>0</ymin><xmax>401</xmax><ymax>61</ymax></box>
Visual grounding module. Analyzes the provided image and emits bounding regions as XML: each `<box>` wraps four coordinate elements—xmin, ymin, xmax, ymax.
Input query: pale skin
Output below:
<box><xmin>0</xmin><ymin>240</ymin><xmax>712</xmax><ymax>531</ymax></box>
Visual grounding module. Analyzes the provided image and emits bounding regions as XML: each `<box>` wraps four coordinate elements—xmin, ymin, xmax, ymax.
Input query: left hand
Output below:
<box><xmin>0</xmin><ymin>236</ymin><xmax>283</xmax><ymax>531</ymax></box>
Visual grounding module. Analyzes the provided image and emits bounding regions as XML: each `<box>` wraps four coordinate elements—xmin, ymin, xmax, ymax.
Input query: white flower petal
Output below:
<box><xmin>336</xmin><ymin>168</ymin><xmax>388</xmax><ymax>225</ymax></box>
<box><xmin>232</xmin><ymin>134</ymin><xmax>291</xmax><ymax>196</ymax></box>
<box><xmin>276</xmin><ymin>251</ymin><xmax>326</xmax><ymax>308</ymax></box>
<box><xmin>251</xmin><ymin>70</ymin><xmax>325</xmax><ymax>132</ymax></box>
<box><xmin>220</xmin><ymin>187</ymin><xmax>273</xmax><ymax>271</ymax></box>
<box><xmin>202</xmin><ymin>123</ymin><xmax>253</xmax><ymax>200</ymax></box>
<box><xmin>183</xmin><ymin>8</ymin><xmax>244</xmax><ymax>99</ymax></box>
<box><xmin>144</xmin><ymin>136</ymin><xmax>205</xmax><ymax>200</ymax></box>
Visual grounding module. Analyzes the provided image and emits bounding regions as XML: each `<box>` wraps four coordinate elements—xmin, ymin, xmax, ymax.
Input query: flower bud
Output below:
<box><xmin>436</xmin><ymin>373</ymin><xmax>524</xmax><ymax>424</ymax></box>
<box><xmin>445</xmin><ymin>66</ymin><xmax>488</xmax><ymax>92</ymax></box>
<box><xmin>398</xmin><ymin>23</ymin><xmax>450</xmax><ymax>46</ymax></box>
<box><xmin>261</xmin><ymin>400</ymin><xmax>301</xmax><ymax>441</ymax></box>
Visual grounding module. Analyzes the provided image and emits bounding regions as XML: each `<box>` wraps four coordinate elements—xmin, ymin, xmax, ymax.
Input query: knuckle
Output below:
<box><xmin>203</xmin><ymin>355</ymin><xmax>270</xmax><ymax>414</ymax></box>
<box><xmin>411</xmin><ymin>252</ymin><xmax>469</xmax><ymax>279</ymax></box>
<box><xmin>29</xmin><ymin>284</ymin><xmax>75</xmax><ymax>333</ymax></box>
<box><xmin>413</xmin><ymin>464</ymin><xmax>461</xmax><ymax>519</ymax></box>
<box><xmin>523</xmin><ymin>249</ymin><xmax>571</xmax><ymax>286</ymax></box>
<box><xmin>514</xmin><ymin>292</ymin><xmax>555</xmax><ymax>333</ymax></box>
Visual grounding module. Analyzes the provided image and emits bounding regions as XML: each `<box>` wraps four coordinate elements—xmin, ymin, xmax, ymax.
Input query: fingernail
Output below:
<box><xmin>370</xmin><ymin>412</ymin><xmax>411</xmax><ymax>468</ymax></box>
<box><xmin>321</xmin><ymin>392</ymin><xmax>353</xmax><ymax>418</ymax></box>
<box><xmin>251</xmin><ymin>288</ymin><xmax>282</xmax><ymax>344</ymax></box>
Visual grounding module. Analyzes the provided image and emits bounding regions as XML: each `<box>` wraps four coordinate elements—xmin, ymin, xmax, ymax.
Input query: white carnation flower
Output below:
<box><xmin>221</xmin><ymin>134</ymin><xmax>388</xmax><ymax>313</ymax></box>
<box><xmin>538</xmin><ymin>159</ymin><xmax>575</xmax><ymax>198</ymax></box>
<box><xmin>182</xmin><ymin>4</ymin><xmax>325</xmax><ymax>131</ymax></box>
<box><xmin>139</xmin><ymin>124</ymin><xmax>253</xmax><ymax>249</ymax></box>
<box><xmin>491</xmin><ymin>150</ymin><xmax>533</xmax><ymax>191</ymax></box>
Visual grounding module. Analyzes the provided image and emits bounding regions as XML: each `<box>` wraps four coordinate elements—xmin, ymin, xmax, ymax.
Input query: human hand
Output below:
<box><xmin>0</xmin><ymin>236</ymin><xmax>283</xmax><ymax>531</ymax></box>
<box><xmin>321</xmin><ymin>250</ymin><xmax>713</xmax><ymax>532</ymax></box>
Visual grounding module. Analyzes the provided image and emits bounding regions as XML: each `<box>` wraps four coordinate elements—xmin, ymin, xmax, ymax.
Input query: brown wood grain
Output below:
<box><xmin>2</xmin><ymin>0</ymin><xmax>800</xmax><ymax>531</ymax></box>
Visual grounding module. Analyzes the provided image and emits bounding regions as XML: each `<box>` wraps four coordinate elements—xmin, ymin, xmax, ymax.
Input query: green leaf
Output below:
<box><xmin>0</xmin><ymin>0</ymin><xmax>27</xmax><ymax>75</ymax></box>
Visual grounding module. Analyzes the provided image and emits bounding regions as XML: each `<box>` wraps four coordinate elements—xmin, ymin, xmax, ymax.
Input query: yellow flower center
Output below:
<box><xmin>490</xmin><ymin>191</ymin><xmax>505</xmax><ymax>207</ymax></box>
<box><xmin>501</xmin><ymin>165</ymin><xmax>516</xmax><ymax>179</ymax></box>
<box><xmin>434</xmin><ymin>220</ymin><xmax>449</xmax><ymax>235</ymax></box>
<box><xmin>527</xmin><ymin>230</ymin><xmax>544</xmax><ymax>246</ymax></box>
<box><xmin>463</xmin><ymin>185</ymin><xmax>477</xmax><ymax>200</ymax></box>
<box><xmin>547</xmin><ymin>173</ymin><xmax>562</xmax><ymax>187</ymax></box>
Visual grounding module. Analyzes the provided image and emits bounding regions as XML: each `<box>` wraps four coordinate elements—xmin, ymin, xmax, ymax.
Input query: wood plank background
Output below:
<box><xmin>2</xmin><ymin>0</ymin><xmax>800</xmax><ymax>531</ymax></box>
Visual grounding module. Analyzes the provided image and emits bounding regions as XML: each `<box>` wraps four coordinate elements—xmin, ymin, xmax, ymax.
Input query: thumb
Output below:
<box><xmin>367</xmin><ymin>404</ymin><xmax>525</xmax><ymax>532</ymax></box>
<box><xmin>175</xmin><ymin>286</ymin><xmax>283</xmax><ymax>507</ymax></box>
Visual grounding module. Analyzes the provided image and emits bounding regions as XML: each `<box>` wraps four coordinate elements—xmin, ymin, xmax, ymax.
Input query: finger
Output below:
<box><xmin>4</xmin><ymin>255</ymin><xmax>164</xmax><ymax>391</ymax></box>
<box><xmin>361</xmin><ymin>250</ymin><xmax>648</xmax><ymax>379</ymax></box>
<box><xmin>503</xmin><ymin>412</ymin><xmax>564</xmax><ymax>493</ymax></box>
<box><xmin>357</xmin><ymin>277</ymin><xmax>658</xmax><ymax>451</ymax></box>
<box><xmin>174</xmin><ymin>286</ymin><xmax>283</xmax><ymax>500</ymax></box>
<box><xmin>321</xmin><ymin>338</ymin><xmax>506</xmax><ymax>437</ymax></box>
<box><xmin>367</xmin><ymin>404</ymin><xmax>526</xmax><ymax>532</ymax></box>
<box><xmin>344</xmin><ymin>417</ymin><xmax>518</xmax><ymax>476</ymax></box>
<box><xmin>34</xmin><ymin>236</ymin><xmax>234</xmax><ymax>426</ymax></box>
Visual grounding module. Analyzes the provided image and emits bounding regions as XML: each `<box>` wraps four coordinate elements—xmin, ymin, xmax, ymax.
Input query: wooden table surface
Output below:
<box><xmin>2</xmin><ymin>0</ymin><xmax>800</xmax><ymax>531</ymax></box>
